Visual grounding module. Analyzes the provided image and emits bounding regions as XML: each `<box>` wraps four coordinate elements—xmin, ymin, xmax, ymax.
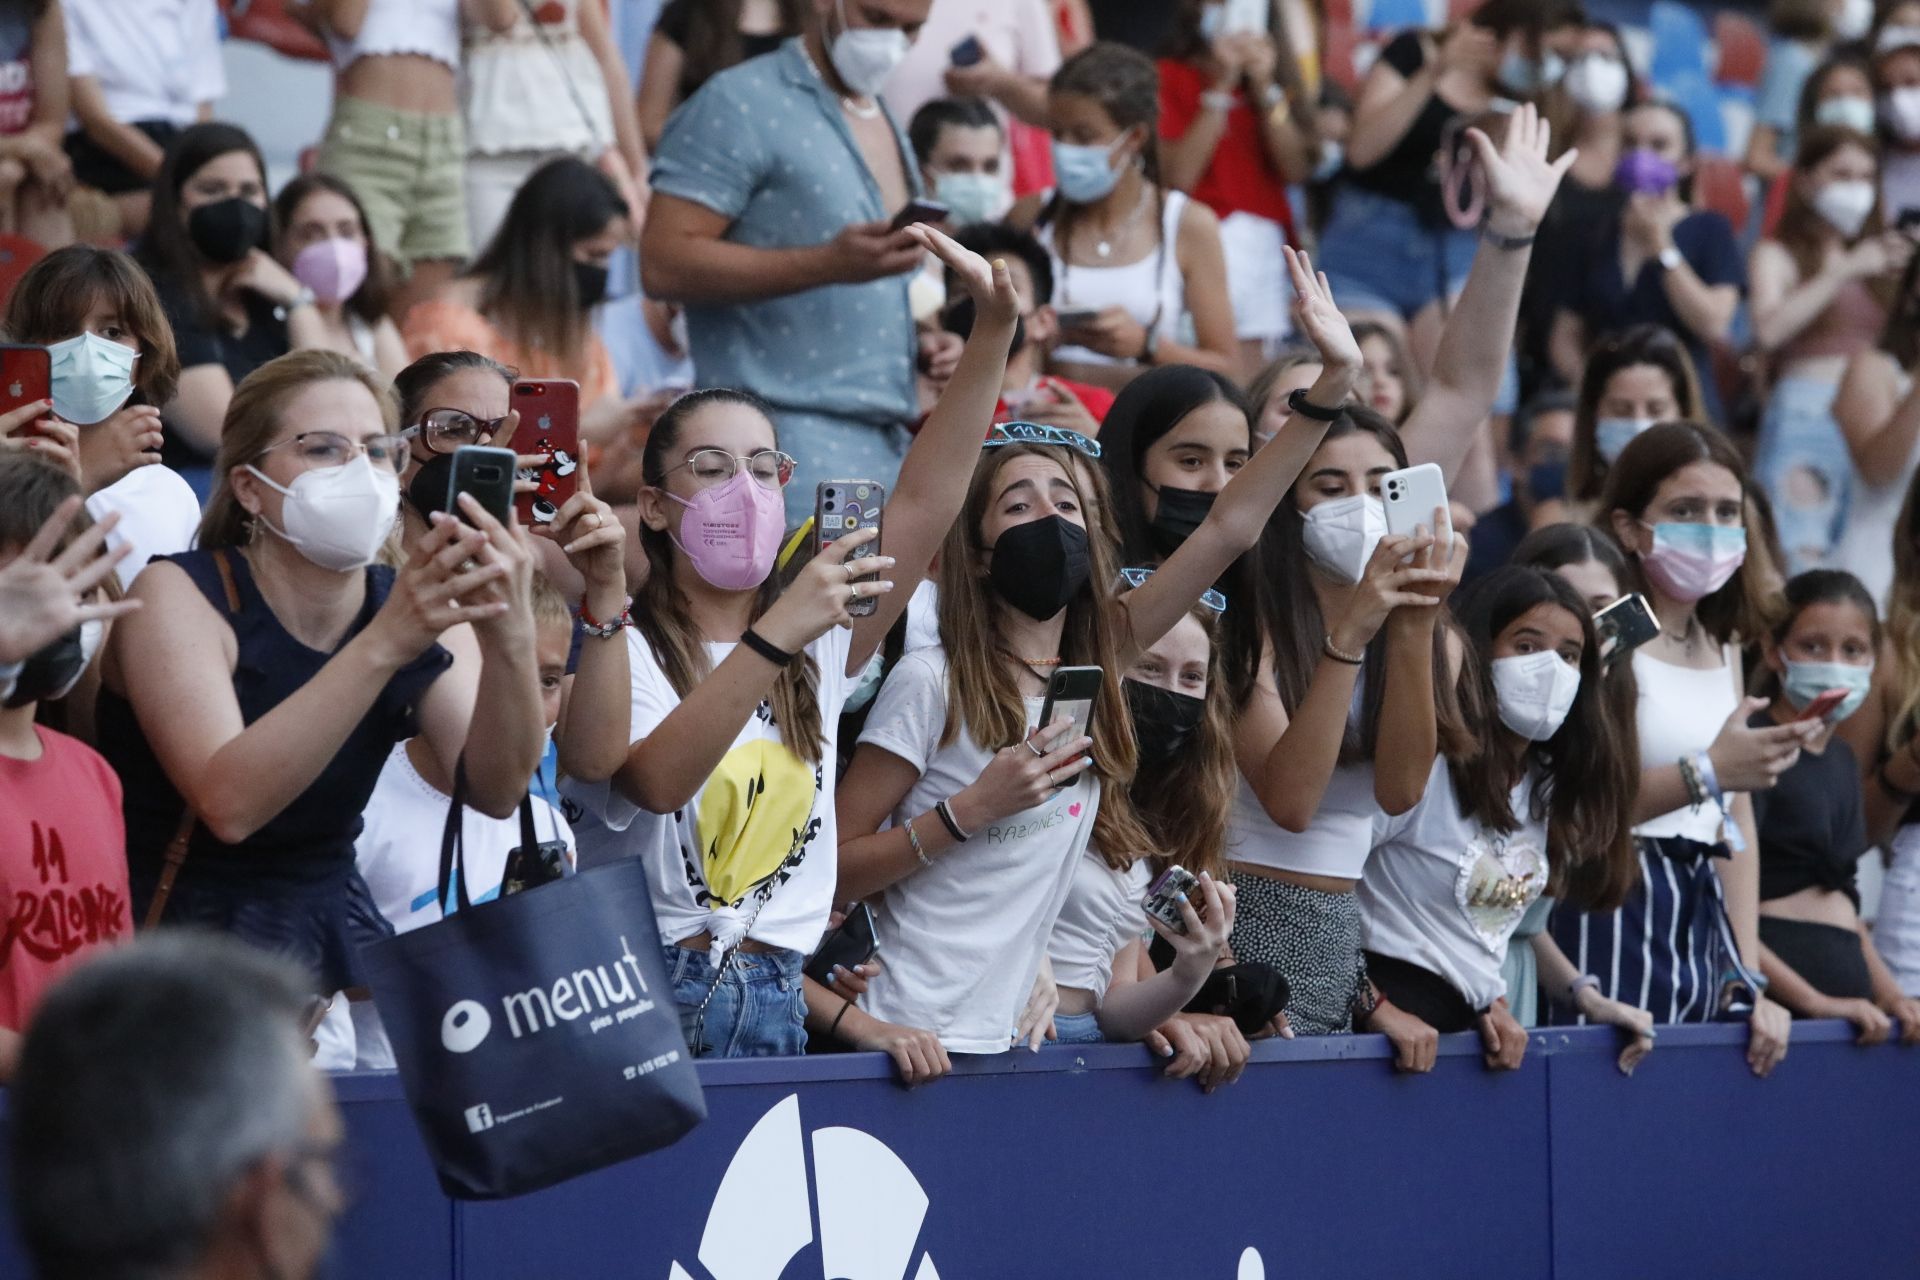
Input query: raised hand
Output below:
<box><xmin>907</xmin><ymin>221</ymin><xmax>1021</xmax><ymax>328</ymax></box>
<box><xmin>1467</xmin><ymin>101</ymin><xmax>1576</xmax><ymax>238</ymax></box>
<box><xmin>371</xmin><ymin>512</ymin><xmax>510</xmax><ymax>660</ymax></box>
<box><xmin>1284</xmin><ymin>245</ymin><xmax>1361</xmax><ymax>376</ymax></box>
<box><xmin>0</xmin><ymin>498</ymin><xmax>138</xmax><ymax>662</ymax></box>
<box><xmin>1150</xmin><ymin>871</ymin><xmax>1237</xmax><ymax>978</ymax></box>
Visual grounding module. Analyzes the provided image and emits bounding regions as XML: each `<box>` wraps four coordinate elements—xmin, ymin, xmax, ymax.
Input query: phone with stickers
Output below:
<box><xmin>508</xmin><ymin>378</ymin><xmax>580</xmax><ymax>527</ymax></box>
<box><xmin>815</xmin><ymin>480</ymin><xmax>885</xmax><ymax>617</ymax></box>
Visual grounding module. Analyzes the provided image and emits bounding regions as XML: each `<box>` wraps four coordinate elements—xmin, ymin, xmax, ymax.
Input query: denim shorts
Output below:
<box><xmin>663</xmin><ymin>944</ymin><xmax>808</xmax><ymax>1059</ymax></box>
<box><xmin>316</xmin><ymin>95</ymin><xmax>469</xmax><ymax>265</ymax></box>
<box><xmin>1051</xmin><ymin>1010</ymin><xmax>1104</xmax><ymax>1044</ymax></box>
<box><xmin>1317</xmin><ymin>185</ymin><xmax>1478</xmax><ymax>319</ymax></box>
<box><xmin>1753</xmin><ymin>373</ymin><xmax>1849</xmax><ymax>574</ymax></box>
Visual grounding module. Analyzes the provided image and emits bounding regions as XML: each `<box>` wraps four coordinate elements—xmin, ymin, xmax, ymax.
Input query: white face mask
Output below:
<box><xmin>1563</xmin><ymin>54</ymin><xmax>1629</xmax><ymax>115</ymax></box>
<box><xmin>48</xmin><ymin>331</ymin><xmax>138</xmax><ymax>426</ymax></box>
<box><xmin>1300</xmin><ymin>493</ymin><xmax>1386</xmax><ymax>586</ymax></box>
<box><xmin>1836</xmin><ymin>0</ymin><xmax>1875</xmax><ymax>41</ymax></box>
<box><xmin>1812</xmin><ymin>179</ymin><xmax>1878</xmax><ymax>238</ymax></box>
<box><xmin>1885</xmin><ymin>85</ymin><xmax>1920</xmax><ymax>142</ymax></box>
<box><xmin>1814</xmin><ymin>95</ymin><xmax>1877</xmax><ymax>135</ymax></box>
<box><xmin>829</xmin><ymin>0</ymin><xmax>910</xmax><ymax>96</ymax></box>
<box><xmin>1490</xmin><ymin>651</ymin><xmax>1581</xmax><ymax>742</ymax></box>
<box><xmin>245</xmin><ymin>452</ymin><xmax>400</xmax><ymax>572</ymax></box>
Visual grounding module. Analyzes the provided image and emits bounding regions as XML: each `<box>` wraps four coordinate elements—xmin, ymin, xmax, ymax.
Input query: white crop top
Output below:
<box><xmin>1632</xmin><ymin>644</ymin><xmax>1740</xmax><ymax>843</ymax></box>
<box><xmin>1048</xmin><ymin>850</ymin><xmax>1151</xmax><ymax>997</ymax></box>
<box><xmin>324</xmin><ymin>0</ymin><xmax>462</xmax><ymax>71</ymax></box>
<box><xmin>1040</xmin><ymin>189</ymin><xmax>1188</xmax><ymax>367</ymax></box>
<box><xmin>1227</xmin><ymin>762</ymin><xmax>1379</xmax><ymax>880</ymax></box>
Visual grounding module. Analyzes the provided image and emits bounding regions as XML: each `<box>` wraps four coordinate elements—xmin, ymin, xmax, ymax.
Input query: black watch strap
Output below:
<box><xmin>1286</xmin><ymin>387</ymin><xmax>1344</xmax><ymax>422</ymax></box>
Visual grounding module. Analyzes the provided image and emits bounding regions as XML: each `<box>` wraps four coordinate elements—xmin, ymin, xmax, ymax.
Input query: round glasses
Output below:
<box><xmin>256</xmin><ymin>431</ymin><xmax>408</xmax><ymax>473</ymax></box>
<box><xmin>661</xmin><ymin>447</ymin><xmax>797</xmax><ymax>491</ymax></box>
<box><xmin>404</xmin><ymin>407</ymin><xmax>510</xmax><ymax>454</ymax></box>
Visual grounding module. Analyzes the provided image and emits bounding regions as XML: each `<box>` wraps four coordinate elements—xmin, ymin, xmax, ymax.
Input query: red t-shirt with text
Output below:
<box><xmin>0</xmin><ymin>726</ymin><xmax>130</xmax><ymax>1030</ymax></box>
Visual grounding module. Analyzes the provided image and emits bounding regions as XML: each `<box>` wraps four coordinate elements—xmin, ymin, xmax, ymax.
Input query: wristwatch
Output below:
<box><xmin>1657</xmin><ymin>246</ymin><xmax>1685</xmax><ymax>273</ymax></box>
<box><xmin>1286</xmin><ymin>386</ymin><xmax>1344</xmax><ymax>422</ymax></box>
<box><xmin>1200</xmin><ymin>89</ymin><xmax>1236</xmax><ymax>113</ymax></box>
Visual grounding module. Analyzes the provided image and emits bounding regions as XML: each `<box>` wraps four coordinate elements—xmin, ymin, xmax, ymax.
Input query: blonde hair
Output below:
<box><xmin>529</xmin><ymin>570</ymin><xmax>572</xmax><ymax>630</ymax></box>
<box><xmin>198</xmin><ymin>349</ymin><xmax>399</xmax><ymax>550</ymax></box>
<box><xmin>935</xmin><ymin>443</ymin><xmax>1156</xmax><ymax>869</ymax></box>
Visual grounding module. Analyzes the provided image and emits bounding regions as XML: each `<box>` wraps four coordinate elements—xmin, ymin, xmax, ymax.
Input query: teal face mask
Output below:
<box><xmin>1781</xmin><ymin>659</ymin><xmax>1873</xmax><ymax>724</ymax></box>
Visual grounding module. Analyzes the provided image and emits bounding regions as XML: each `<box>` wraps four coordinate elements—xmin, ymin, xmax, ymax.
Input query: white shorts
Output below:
<box><xmin>1217</xmin><ymin>210</ymin><xmax>1293</xmax><ymax>344</ymax></box>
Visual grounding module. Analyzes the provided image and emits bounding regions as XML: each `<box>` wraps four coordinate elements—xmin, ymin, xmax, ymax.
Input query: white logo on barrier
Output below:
<box><xmin>667</xmin><ymin>1094</ymin><xmax>941</xmax><ymax>1280</ymax></box>
<box><xmin>442</xmin><ymin>1000</ymin><xmax>492</xmax><ymax>1054</ymax></box>
<box><xmin>464</xmin><ymin>1103</ymin><xmax>494</xmax><ymax>1133</ymax></box>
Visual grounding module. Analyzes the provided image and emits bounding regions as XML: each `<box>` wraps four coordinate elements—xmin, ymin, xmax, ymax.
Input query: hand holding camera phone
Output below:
<box><xmin>1381</xmin><ymin>462</ymin><xmax>1454</xmax><ymax>551</ymax></box>
<box><xmin>804</xmin><ymin>903</ymin><xmax>879</xmax><ymax>983</ymax></box>
<box><xmin>448</xmin><ymin>445</ymin><xmax>518</xmax><ymax>527</ymax></box>
<box><xmin>1594</xmin><ymin>592</ymin><xmax>1659</xmax><ymax>668</ymax></box>
<box><xmin>1038</xmin><ymin>665</ymin><xmax>1101</xmax><ymax>749</ymax></box>
<box><xmin>815</xmin><ymin>481</ymin><xmax>885</xmax><ymax>617</ymax></box>
<box><xmin>890</xmin><ymin>198</ymin><xmax>949</xmax><ymax>232</ymax></box>
<box><xmin>508</xmin><ymin>378</ymin><xmax>580</xmax><ymax>526</ymax></box>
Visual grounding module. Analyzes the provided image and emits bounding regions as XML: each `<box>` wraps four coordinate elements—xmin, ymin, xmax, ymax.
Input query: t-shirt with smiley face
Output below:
<box><xmin>856</xmin><ymin>647</ymin><xmax>1101</xmax><ymax>1054</ymax></box>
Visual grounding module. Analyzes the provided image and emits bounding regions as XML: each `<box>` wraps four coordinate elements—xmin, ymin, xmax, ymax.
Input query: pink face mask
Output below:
<box><xmin>292</xmin><ymin>236</ymin><xmax>369</xmax><ymax>305</ymax></box>
<box><xmin>664</xmin><ymin>468</ymin><xmax>787</xmax><ymax>591</ymax></box>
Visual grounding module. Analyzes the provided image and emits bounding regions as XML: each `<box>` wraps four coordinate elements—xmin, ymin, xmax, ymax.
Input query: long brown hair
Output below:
<box><xmin>272</xmin><ymin>172</ymin><xmax>395</xmax><ymax>326</ymax></box>
<box><xmin>1568</xmin><ymin>324</ymin><xmax>1702</xmax><ymax>505</ymax></box>
<box><xmin>636</xmin><ymin>389</ymin><xmax>822</xmax><ymax>764</ymax></box>
<box><xmin>4</xmin><ymin>245</ymin><xmax>181</xmax><ymax>407</ymax></box>
<box><xmin>1771</xmin><ymin>125</ymin><xmax>1885</xmax><ymax>283</ymax></box>
<box><xmin>678</xmin><ymin>0</ymin><xmax>806</xmax><ymax>98</ymax></box>
<box><xmin>134</xmin><ymin>122</ymin><xmax>271</xmax><ymax>331</ymax></box>
<box><xmin>1133</xmin><ymin>606</ymin><xmax>1236</xmax><ymax>883</ymax></box>
<box><xmin>198</xmin><ymin>349</ymin><xmax>399</xmax><ymax>550</ymax></box>
<box><xmin>935</xmin><ymin>443</ymin><xmax>1156</xmax><ymax>867</ymax></box>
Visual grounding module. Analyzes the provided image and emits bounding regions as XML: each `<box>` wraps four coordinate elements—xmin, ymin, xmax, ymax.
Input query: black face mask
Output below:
<box><xmin>5</xmin><ymin>627</ymin><xmax>84</xmax><ymax>709</ymax></box>
<box><xmin>573</xmin><ymin>260</ymin><xmax>610</xmax><ymax>310</ymax></box>
<box><xmin>988</xmin><ymin>514</ymin><xmax>1091</xmax><ymax>621</ymax></box>
<box><xmin>187</xmin><ymin>197</ymin><xmax>268</xmax><ymax>265</ymax></box>
<box><xmin>1145</xmin><ymin>483</ymin><xmax>1217</xmax><ymax>554</ymax></box>
<box><xmin>942</xmin><ymin>295</ymin><xmax>1028</xmax><ymax>359</ymax></box>
<box><xmin>407</xmin><ymin>451</ymin><xmax>455</xmax><ymax>518</ymax></box>
<box><xmin>1124</xmin><ymin>677</ymin><xmax>1205</xmax><ymax>769</ymax></box>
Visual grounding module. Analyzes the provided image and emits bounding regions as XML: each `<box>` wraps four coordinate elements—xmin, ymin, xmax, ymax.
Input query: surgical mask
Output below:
<box><xmin>1594</xmin><ymin>416</ymin><xmax>1655</xmax><ymax>463</ymax></box>
<box><xmin>988</xmin><ymin>514</ymin><xmax>1091</xmax><ymax>621</ymax></box>
<box><xmin>935</xmin><ymin>171</ymin><xmax>1010</xmax><ymax>225</ymax></box>
<box><xmin>1053</xmin><ymin>136</ymin><xmax>1127</xmax><ymax>204</ymax></box>
<box><xmin>663</xmin><ymin>468</ymin><xmax>788</xmax><ymax>592</ymax></box>
<box><xmin>573</xmin><ymin>260</ymin><xmax>610</xmax><ymax>310</ymax></box>
<box><xmin>3</xmin><ymin>619</ymin><xmax>101</xmax><ymax>708</ymax></box>
<box><xmin>292</xmin><ymin>236</ymin><xmax>368</xmax><ymax>305</ymax></box>
<box><xmin>187</xmin><ymin>196</ymin><xmax>268</xmax><ymax>264</ymax></box>
<box><xmin>1813</xmin><ymin>180</ymin><xmax>1877</xmax><ymax>238</ymax></box>
<box><xmin>1781</xmin><ymin>658</ymin><xmax>1873</xmax><ymax>724</ymax></box>
<box><xmin>1126</xmin><ymin>677</ymin><xmax>1205</xmax><ymax>769</ymax></box>
<box><xmin>1814</xmin><ymin>96</ymin><xmax>1877</xmax><ymax>135</ymax></box>
<box><xmin>1638</xmin><ymin>522</ymin><xmax>1746</xmax><ymax>603</ymax></box>
<box><xmin>1490</xmin><ymin>651</ymin><xmax>1581</xmax><ymax>742</ymax></box>
<box><xmin>245</xmin><ymin>453</ymin><xmax>400</xmax><ymax>572</ymax></box>
<box><xmin>47</xmin><ymin>331</ymin><xmax>137</xmax><ymax>426</ymax></box>
<box><xmin>1499</xmin><ymin>49</ymin><xmax>1565</xmax><ymax>95</ymax></box>
<box><xmin>1146</xmin><ymin>483</ymin><xmax>1217</xmax><ymax>554</ymax></box>
<box><xmin>829</xmin><ymin>0</ymin><xmax>910</xmax><ymax>96</ymax></box>
<box><xmin>1885</xmin><ymin>86</ymin><xmax>1920</xmax><ymax>142</ymax></box>
<box><xmin>1563</xmin><ymin>55</ymin><xmax>1629</xmax><ymax>115</ymax></box>
<box><xmin>1300</xmin><ymin>493</ymin><xmax>1385</xmax><ymax>585</ymax></box>
<box><xmin>1614</xmin><ymin>148</ymin><xmax>1679</xmax><ymax>195</ymax></box>
<box><xmin>1835</xmin><ymin>0</ymin><xmax>1874</xmax><ymax>42</ymax></box>
<box><xmin>1312</xmin><ymin>141</ymin><xmax>1345</xmax><ymax>182</ymax></box>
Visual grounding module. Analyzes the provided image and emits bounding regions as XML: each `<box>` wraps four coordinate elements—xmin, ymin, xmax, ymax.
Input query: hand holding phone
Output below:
<box><xmin>890</xmin><ymin>198</ymin><xmax>950</xmax><ymax>232</ymax></box>
<box><xmin>1038</xmin><ymin>664</ymin><xmax>1102</xmax><ymax>749</ymax></box>
<box><xmin>955</xmin><ymin>715</ymin><xmax>1095</xmax><ymax>828</ymax></box>
<box><xmin>950</xmin><ymin>34</ymin><xmax>984</xmax><ymax>66</ymax></box>
<box><xmin>1594</xmin><ymin>592</ymin><xmax>1660</xmax><ymax>668</ymax></box>
<box><xmin>804</xmin><ymin>903</ymin><xmax>879</xmax><ymax>983</ymax></box>
<box><xmin>815</xmin><ymin>480</ymin><xmax>885</xmax><ymax>617</ymax></box>
<box><xmin>1796</xmin><ymin>688</ymin><xmax>1850</xmax><ymax>723</ymax></box>
<box><xmin>448</xmin><ymin>445</ymin><xmax>518</xmax><ymax>528</ymax></box>
<box><xmin>1381</xmin><ymin>463</ymin><xmax>1454</xmax><ymax>550</ymax></box>
<box><xmin>508</xmin><ymin>379</ymin><xmax>580</xmax><ymax>526</ymax></box>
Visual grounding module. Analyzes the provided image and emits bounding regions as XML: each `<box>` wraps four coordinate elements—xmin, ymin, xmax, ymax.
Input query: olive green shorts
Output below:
<box><xmin>315</xmin><ymin>95</ymin><xmax>469</xmax><ymax>266</ymax></box>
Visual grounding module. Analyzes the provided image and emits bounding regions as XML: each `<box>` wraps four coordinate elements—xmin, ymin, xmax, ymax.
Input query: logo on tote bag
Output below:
<box><xmin>438</xmin><ymin>934</ymin><xmax>655</xmax><ymax>1053</ymax></box>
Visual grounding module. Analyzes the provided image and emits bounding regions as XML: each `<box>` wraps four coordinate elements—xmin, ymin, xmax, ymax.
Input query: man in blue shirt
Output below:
<box><xmin>641</xmin><ymin>0</ymin><xmax>936</xmax><ymax>524</ymax></box>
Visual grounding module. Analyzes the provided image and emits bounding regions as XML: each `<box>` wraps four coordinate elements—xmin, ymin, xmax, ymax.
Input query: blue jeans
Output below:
<box><xmin>663</xmin><ymin>944</ymin><xmax>808</xmax><ymax>1059</ymax></box>
<box><xmin>775</xmin><ymin>411</ymin><xmax>912</xmax><ymax>528</ymax></box>
<box><xmin>1317</xmin><ymin>185</ymin><xmax>1478</xmax><ymax>319</ymax></box>
<box><xmin>1754</xmin><ymin>373</ymin><xmax>1849</xmax><ymax>574</ymax></box>
<box><xmin>1052</xmin><ymin>1010</ymin><xmax>1104</xmax><ymax>1044</ymax></box>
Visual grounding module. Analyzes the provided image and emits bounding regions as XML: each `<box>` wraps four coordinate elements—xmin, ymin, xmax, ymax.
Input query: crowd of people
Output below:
<box><xmin>13</xmin><ymin>1</ymin><xmax>1920</xmax><ymax>1183</ymax></box>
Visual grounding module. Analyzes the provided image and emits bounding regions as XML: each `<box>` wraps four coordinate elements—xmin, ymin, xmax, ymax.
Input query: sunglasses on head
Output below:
<box><xmin>983</xmin><ymin>421</ymin><xmax>1102</xmax><ymax>459</ymax></box>
<box><xmin>1118</xmin><ymin>565</ymin><xmax>1226</xmax><ymax>613</ymax></box>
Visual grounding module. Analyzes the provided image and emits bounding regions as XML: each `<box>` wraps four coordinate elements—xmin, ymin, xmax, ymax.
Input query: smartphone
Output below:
<box><xmin>1037</xmin><ymin>665</ymin><xmax>1102</xmax><ymax>752</ymax></box>
<box><xmin>1593</xmin><ymin>592</ymin><xmax>1660</xmax><ymax>668</ymax></box>
<box><xmin>804</xmin><ymin>903</ymin><xmax>879</xmax><ymax>983</ymax></box>
<box><xmin>950</xmin><ymin>34</ymin><xmax>984</xmax><ymax>66</ymax></box>
<box><xmin>1381</xmin><ymin>462</ymin><xmax>1454</xmax><ymax>548</ymax></box>
<box><xmin>815</xmin><ymin>480</ymin><xmax>885</xmax><ymax>618</ymax></box>
<box><xmin>1797</xmin><ymin>688</ymin><xmax>1851</xmax><ymax>723</ymax></box>
<box><xmin>1142</xmin><ymin>865</ymin><xmax>1199</xmax><ymax>936</ymax></box>
<box><xmin>501</xmin><ymin>836</ymin><xmax>571</xmax><ymax>896</ymax></box>
<box><xmin>448</xmin><ymin>445</ymin><xmax>518</xmax><ymax>528</ymax></box>
<box><xmin>0</xmin><ymin>343</ymin><xmax>49</xmax><ymax>432</ymax></box>
<box><xmin>890</xmin><ymin>198</ymin><xmax>950</xmax><ymax>231</ymax></box>
<box><xmin>1054</xmin><ymin>306</ymin><xmax>1102</xmax><ymax>328</ymax></box>
<box><xmin>508</xmin><ymin>378</ymin><xmax>581</xmax><ymax>526</ymax></box>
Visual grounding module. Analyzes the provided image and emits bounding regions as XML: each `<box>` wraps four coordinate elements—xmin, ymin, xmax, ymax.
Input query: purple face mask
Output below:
<box><xmin>664</xmin><ymin>467</ymin><xmax>787</xmax><ymax>591</ymax></box>
<box><xmin>1615</xmin><ymin>148</ymin><xmax>1679</xmax><ymax>196</ymax></box>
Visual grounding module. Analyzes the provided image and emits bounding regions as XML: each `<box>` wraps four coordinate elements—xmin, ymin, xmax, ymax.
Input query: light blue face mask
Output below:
<box><xmin>1499</xmin><ymin>49</ymin><xmax>1566</xmax><ymax>94</ymax></box>
<box><xmin>934</xmin><ymin>170</ymin><xmax>1009</xmax><ymax>225</ymax></box>
<box><xmin>1594</xmin><ymin>416</ymin><xmax>1654</xmax><ymax>463</ymax></box>
<box><xmin>1782</xmin><ymin>659</ymin><xmax>1873</xmax><ymax>723</ymax></box>
<box><xmin>48</xmin><ymin>330</ymin><xmax>138</xmax><ymax>426</ymax></box>
<box><xmin>1053</xmin><ymin>135</ymin><xmax>1127</xmax><ymax>204</ymax></box>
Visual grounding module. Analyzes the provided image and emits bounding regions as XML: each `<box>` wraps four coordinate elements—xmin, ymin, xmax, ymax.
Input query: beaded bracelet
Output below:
<box><xmin>904</xmin><ymin>816</ymin><xmax>931</xmax><ymax>868</ymax></box>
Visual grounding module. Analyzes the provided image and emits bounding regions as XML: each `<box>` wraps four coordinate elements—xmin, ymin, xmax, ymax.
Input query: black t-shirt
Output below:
<box><xmin>1345</xmin><ymin>31</ymin><xmax>1461</xmax><ymax>227</ymax></box>
<box><xmin>655</xmin><ymin>0</ymin><xmax>787</xmax><ymax>98</ymax></box>
<box><xmin>150</xmin><ymin>272</ymin><xmax>291</xmax><ymax>465</ymax></box>
<box><xmin>1751</xmin><ymin>711</ymin><xmax>1868</xmax><ymax>909</ymax></box>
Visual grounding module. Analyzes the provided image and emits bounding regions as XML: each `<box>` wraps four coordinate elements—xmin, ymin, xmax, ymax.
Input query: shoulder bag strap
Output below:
<box><xmin>144</xmin><ymin>550</ymin><xmax>245</xmax><ymax>929</ymax></box>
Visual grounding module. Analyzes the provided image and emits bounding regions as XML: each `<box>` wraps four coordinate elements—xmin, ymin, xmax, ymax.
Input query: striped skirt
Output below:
<box><xmin>1543</xmin><ymin>835</ymin><xmax>1747</xmax><ymax>1026</ymax></box>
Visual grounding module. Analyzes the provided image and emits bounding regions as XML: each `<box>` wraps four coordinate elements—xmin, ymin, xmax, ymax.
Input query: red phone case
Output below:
<box><xmin>508</xmin><ymin>379</ymin><xmax>581</xmax><ymax>526</ymax></box>
<box><xmin>0</xmin><ymin>344</ymin><xmax>51</xmax><ymax>435</ymax></box>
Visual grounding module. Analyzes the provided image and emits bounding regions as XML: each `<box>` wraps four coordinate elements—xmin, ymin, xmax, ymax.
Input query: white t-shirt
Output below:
<box><xmin>84</xmin><ymin>464</ymin><xmax>201</xmax><ymax>591</ymax></box>
<box><xmin>1359</xmin><ymin>756</ymin><xmax>1547</xmax><ymax>1011</ymax></box>
<box><xmin>351</xmin><ymin>740</ymin><xmax>574</xmax><ymax>1069</ymax></box>
<box><xmin>563</xmin><ymin>625</ymin><xmax>854</xmax><ymax>956</ymax></box>
<box><xmin>904</xmin><ymin>578</ymin><xmax>941</xmax><ymax>654</ymax></box>
<box><xmin>856</xmin><ymin>647</ymin><xmax>1101</xmax><ymax>1053</ymax></box>
<box><xmin>63</xmin><ymin>0</ymin><xmax>226</xmax><ymax>127</ymax></box>
<box><xmin>1048</xmin><ymin>849</ymin><xmax>1151</xmax><ymax>998</ymax></box>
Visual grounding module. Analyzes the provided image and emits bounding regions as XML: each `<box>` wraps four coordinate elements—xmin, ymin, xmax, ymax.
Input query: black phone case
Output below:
<box><xmin>803</xmin><ymin>907</ymin><xmax>878</xmax><ymax>983</ymax></box>
<box><xmin>448</xmin><ymin>446</ymin><xmax>517</xmax><ymax>527</ymax></box>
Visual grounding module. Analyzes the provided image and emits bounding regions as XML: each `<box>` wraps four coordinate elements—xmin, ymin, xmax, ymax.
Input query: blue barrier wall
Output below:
<box><xmin>1</xmin><ymin>1021</ymin><xmax>1915</xmax><ymax>1279</ymax></box>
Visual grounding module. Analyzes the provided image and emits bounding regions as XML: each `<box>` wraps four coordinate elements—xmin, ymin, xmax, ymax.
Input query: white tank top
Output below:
<box><xmin>1834</xmin><ymin>367</ymin><xmax>1915</xmax><ymax>610</ymax></box>
<box><xmin>1226</xmin><ymin>670</ymin><xmax>1379</xmax><ymax>880</ymax></box>
<box><xmin>1040</xmin><ymin>189</ymin><xmax>1188</xmax><ymax>367</ymax></box>
<box><xmin>327</xmin><ymin>0</ymin><xmax>462</xmax><ymax>71</ymax></box>
<box><xmin>1632</xmin><ymin>644</ymin><xmax>1740</xmax><ymax>842</ymax></box>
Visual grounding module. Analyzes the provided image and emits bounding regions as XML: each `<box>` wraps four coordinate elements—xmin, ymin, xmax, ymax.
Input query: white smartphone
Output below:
<box><xmin>1381</xmin><ymin>463</ymin><xmax>1454</xmax><ymax>549</ymax></box>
